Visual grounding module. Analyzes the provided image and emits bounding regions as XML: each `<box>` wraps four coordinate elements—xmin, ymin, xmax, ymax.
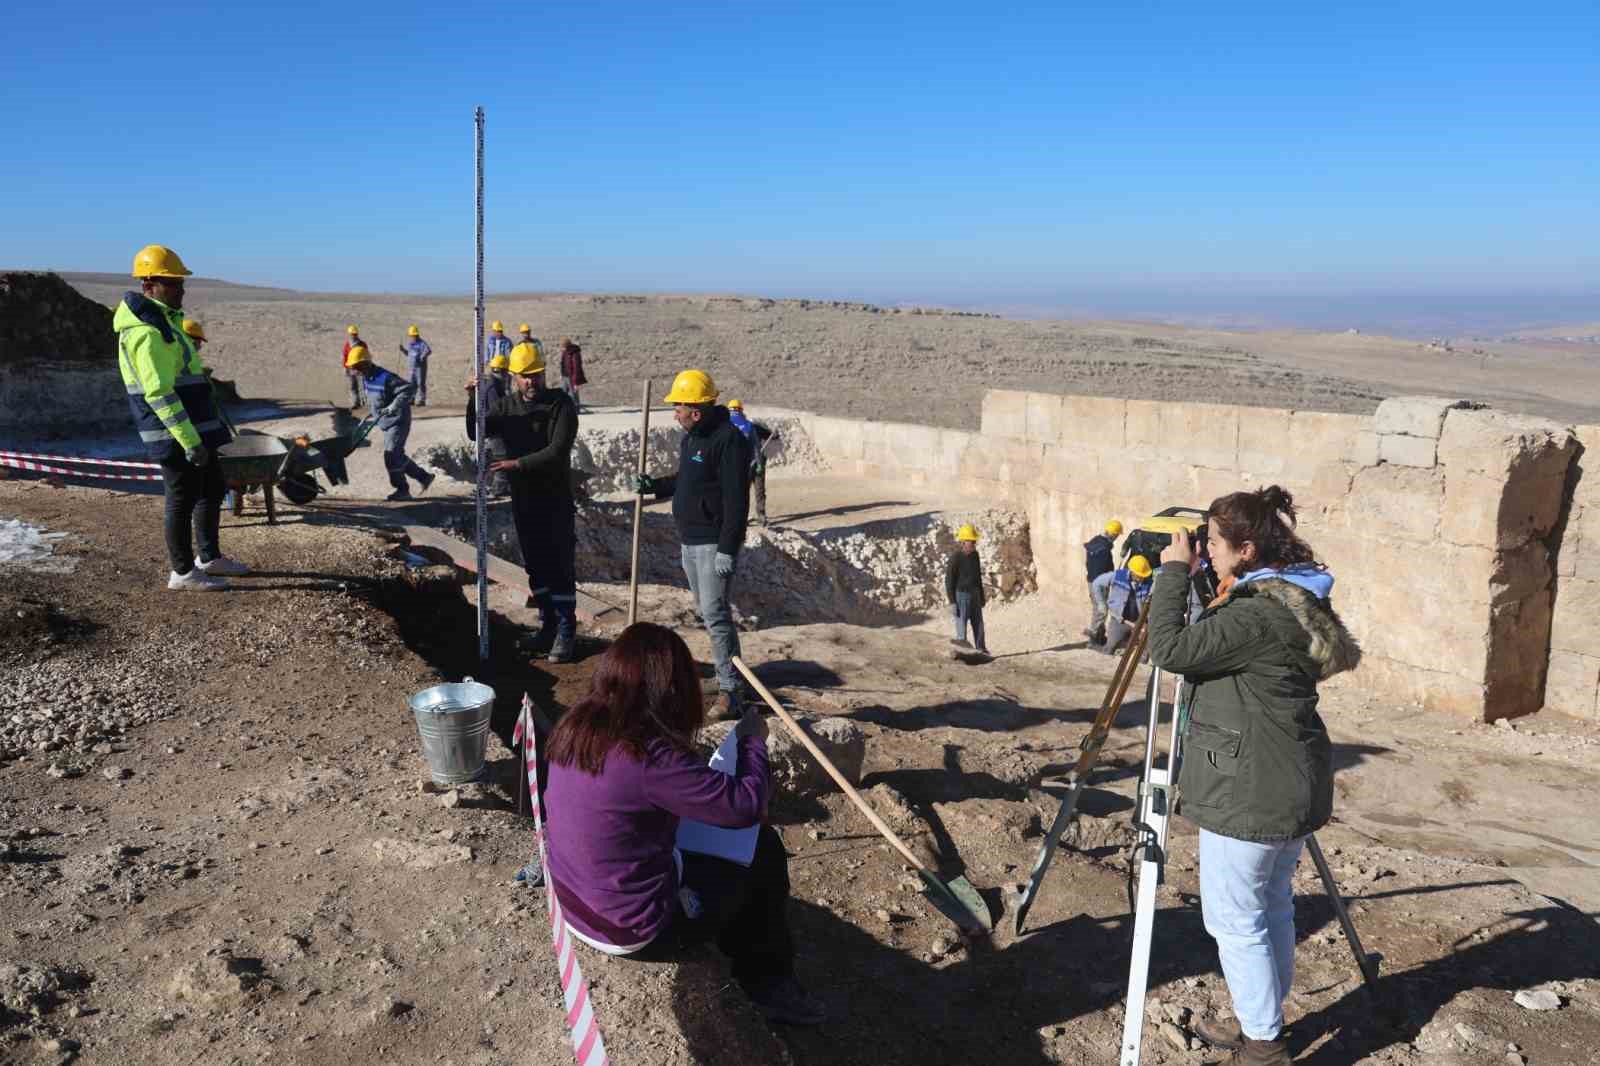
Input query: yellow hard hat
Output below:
<box><xmin>344</xmin><ymin>345</ymin><xmax>371</xmax><ymax>368</ymax></box>
<box><xmin>509</xmin><ymin>340</ymin><xmax>545</xmax><ymax>375</ymax></box>
<box><xmin>489</xmin><ymin>353</ymin><xmax>510</xmax><ymax>371</ymax></box>
<box><xmin>956</xmin><ymin>524</ymin><xmax>979</xmax><ymax>542</ymax></box>
<box><xmin>727</xmin><ymin>399</ymin><xmax>744</xmax><ymax>411</ymax></box>
<box><xmin>131</xmin><ymin>244</ymin><xmax>192</xmax><ymax>278</ymax></box>
<box><xmin>1128</xmin><ymin>555</ymin><xmax>1154</xmax><ymax>580</ymax></box>
<box><xmin>181</xmin><ymin>319</ymin><xmax>206</xmax><ymax>342</ymax></box>
<box><xmin>347</xmin><ymin>324</ymin><xmax>359</xmax><ymax>335</ymax></box>
<box><xmin>1105</xmin><ymin>519</ymin><xmax>1124</xmax><ymax>537</ymax></box>
<box><xmin>662</xmin><ymin>368</ymin><xmax>718</xmax><ymax>405</ymax></box>
<box><xmin>491</xmin><ymin>320</ymin><xmax>504</xmax><ymax>332</ymax></box>
<box><xmin>518</xmin><ymin>322</ymin><xmax>532</xmax><ymax>333</ymax></box>
<box><xmin>407</xmin><ymin>325</ymin><xmax>420</xmax><ymax>337</ymax></box>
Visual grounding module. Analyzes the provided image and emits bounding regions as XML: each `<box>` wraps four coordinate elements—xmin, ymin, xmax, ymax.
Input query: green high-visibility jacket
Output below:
<box><xmin>114</xmin><ymin>293</ymin><xmax>231</xmax><ymax>459</ymax></box>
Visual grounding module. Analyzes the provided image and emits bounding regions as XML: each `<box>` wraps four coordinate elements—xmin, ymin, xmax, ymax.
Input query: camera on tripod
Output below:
<box><xmin>1121</xmin><ymin>506</ymin><xmax>1219</xmax><ymax>603</ymax></box>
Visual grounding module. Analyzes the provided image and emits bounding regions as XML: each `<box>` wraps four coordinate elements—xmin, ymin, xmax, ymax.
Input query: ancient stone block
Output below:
<box><xmin>1346</xmin><ymin>464</ymin><xmax>1443</xmax><ymax>543</ymax></box>
<box><xmin>1025</xmin><ymin>393</ymin><xmax>1064</xmax><ymax>444</ymax></box>
<box><xmin>1549</xmin><ymin>577</ymin><xmax>1600</xmax><ymax>654</ymax></box>
<box><xmin>1543</xmin><ymin>650</ymin><xmax>1600</xmax><ymax>718</ymax></box>
<box><xmin>1124</xmin><ymin>399</ymin><xmax>1163</xmax><ymax>453</ymax></box>
<box><xmin>1159</xmin><ymin>403</ymin><xmax>1239</xmax><ymax>471</ymax></box>
<box><xmin>1350</xmin><ymin>430</ymin><xmax>1381</xmax><ymax>468</ymax></box>
<box><xmin>981</xmin><ymin>390</ymin><xmax>1030</xmax><ymax>439</ymax></box>
<box><xmin>1373</xmin><ymin>396</ymin><xmax>1469</xmax><ymax>440</ymax></box>
<box><xmin>1060</xmin><ymin>395</ymin><xmax>1128</xmax><ymax>447</ymax></box>
<box><xmin>1436</xmin><ymin>407</ymin><xmax>1577</xmax><ymax>481</ymax></box>
<box><xmin>1236</xmin><ymin>409</ymin><xmax>1292</xmax><ymax>479</ymax></box>
<box><xmin>1378</xmin><ymin>432</ymin><xmax>1438</xmax><ymax>468</ymax></box>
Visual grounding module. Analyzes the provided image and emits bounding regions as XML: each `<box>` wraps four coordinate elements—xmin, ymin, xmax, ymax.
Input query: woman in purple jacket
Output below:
<box><xmin>544</xmin><ymin>623</ymin><xmax>825</xmax><ymax>1026</ymax></box>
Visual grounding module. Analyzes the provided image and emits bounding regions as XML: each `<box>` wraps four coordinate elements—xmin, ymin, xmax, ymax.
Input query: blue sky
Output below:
<box><xmin>3</xmin><ymin>1</ymin><xmax>1597</xmax><ymax>316</ymax></box>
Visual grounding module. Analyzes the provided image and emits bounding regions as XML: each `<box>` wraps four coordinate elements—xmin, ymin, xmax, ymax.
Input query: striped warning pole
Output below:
<box><xmin>0</xmin><ymin>455</ymin><xmax>164</xmax><ymax>481</ymax></box>
<box><xmin>513</xmin><ymin>696</ymin><xmax>609</xmax><ymax>1066</ymax></box>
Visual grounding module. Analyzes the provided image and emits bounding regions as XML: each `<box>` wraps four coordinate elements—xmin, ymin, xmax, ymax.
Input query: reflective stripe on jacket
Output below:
<box><xmin>1107</xmin><ymin>567</ymin><xmax>1150</xmax><ymax>622</ymax></box>
<box><xmin>114</xmin><ymin>292</ymin><xmax>231</xmax><ymax>459</ymax></box>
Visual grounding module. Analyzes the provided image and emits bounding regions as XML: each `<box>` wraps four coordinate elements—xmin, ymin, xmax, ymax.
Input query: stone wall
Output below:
<box><xmin>1546</xmin><ymin>428</ymin><xmax>1599</xmax><ymax>718</ymax></box>
<box><xmin>0</xmin><ymin>272</ymin><xmax>126</xmax><ymax>442</ymax></box>
<box><xmin>786</xmin><ymin>392</ymin><xmax>1581</xmax><ymax>721</ymax></box>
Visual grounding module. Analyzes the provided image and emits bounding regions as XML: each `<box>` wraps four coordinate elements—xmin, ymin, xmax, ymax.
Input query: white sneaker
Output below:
<box><xmin>168</xmin><ymin>568</ymin><xmax>229</xmax><ymax>591</ymax></box>
<box><xmin>195</xmin><ymin>555</ymin><xmax>251</xmax><ymax>576</ymax></box>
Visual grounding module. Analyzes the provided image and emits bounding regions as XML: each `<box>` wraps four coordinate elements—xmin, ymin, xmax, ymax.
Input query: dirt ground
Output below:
<box><xmin>58</xmin><ymin>275</ymin><xmax>1600</xmax><ymax>431</ymax></box>
<box><xmin>4</xmin><ymin>477</ymin><xmax>1600</xmax><ymax>1065</ymax></box>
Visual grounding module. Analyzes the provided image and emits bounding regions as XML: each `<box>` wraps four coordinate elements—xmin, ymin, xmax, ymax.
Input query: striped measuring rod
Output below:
<box><xmin>514</xmin><ymin>696</ymin><xmax>610</xmax><ymax>1066</ymax></box>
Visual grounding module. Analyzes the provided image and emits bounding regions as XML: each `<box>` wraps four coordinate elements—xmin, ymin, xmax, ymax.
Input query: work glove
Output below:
<box><xmin>185</xmin><ymin>445</ymin><xmax>211</xmax><ymax>467</ymax></box>
<box><xmin>734</xmin><ymin>706</ymin><xmax>768</xmax><ymax>742</ymax></box>
<box><xmin>633</xmin><ymin>474</ymin><xmax>655</xmax><ymax>495</ymax></box>
<box><xmin>715</xmin><ymin>552</ymin><xmax>736</xmax><ymax>578</ymax></box>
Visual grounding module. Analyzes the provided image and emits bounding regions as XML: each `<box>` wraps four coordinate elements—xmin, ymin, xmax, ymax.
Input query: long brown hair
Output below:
<box><xmin>547</xmin><ymin>623</ymin><xmax>705</xmax><ymax>774</ymax></box>
<box><xmin>1207</xmin><ymin>484</ymin><xmax>1319</xmax><ymax>576</ymax></box>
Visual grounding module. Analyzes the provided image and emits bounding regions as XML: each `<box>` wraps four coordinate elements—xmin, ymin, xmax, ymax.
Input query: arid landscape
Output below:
<box><xmin>2</xmin><ymin>275</ymin><xmax>1598</xmax><ymax>1065</ymax></box>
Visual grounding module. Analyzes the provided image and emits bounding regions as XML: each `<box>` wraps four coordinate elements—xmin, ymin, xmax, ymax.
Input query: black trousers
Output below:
<box><xmin>510</xmin><ymin>486</ymin><xmax>577</xmax><ymax>625</ymax></box>
<box><xmin>159</xmin><ymin>454</ymin><xmax>225</xmax><ymax>573</ymax></box>
<box><xmin>628</xmin><ymin>825</ymin><xmax>794</xmax><ymax>981</ymax></box>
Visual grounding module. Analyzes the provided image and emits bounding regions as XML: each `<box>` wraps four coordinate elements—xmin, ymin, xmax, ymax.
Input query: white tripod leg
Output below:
<box><xmin>1120</xmin><ymin>670</ymin><xmax>1186</xmax><ymax>1066</ymax></box>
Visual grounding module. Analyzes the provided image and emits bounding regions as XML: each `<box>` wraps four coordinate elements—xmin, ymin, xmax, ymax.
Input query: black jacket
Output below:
<box><xmin>654</xmin><ymin>405</ymin><xmax>751</xmax><ymax>555</ymax></box>
<box><xmin>945</xmin><ymin>550</ymin><xmax>985</xmax><ymax>606</ymax></box>
<box><xmin>1084</xmin><ymin>534</ymin><xmax>1115</xmax><ymax>583</ymax></box>
<box><xmin>465</xmin><ymin>383</ymin><xmax>577</xmax><ymax>497</ymax></box>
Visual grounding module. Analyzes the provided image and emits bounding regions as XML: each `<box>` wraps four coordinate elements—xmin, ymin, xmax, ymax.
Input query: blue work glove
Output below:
<box><xmin>633</xmin><ymin>474</ymin><xmax>655</xmax><ymax>495</ymax></box>
<box><xmin>185</xmin><ymin>445</ymin><xmax>211</xmax><ymax>467</ymax></box>
<box><xmin>715</xmin><ymin>552</ymin><xmax>735</xmax><ymax>578</ymax></box>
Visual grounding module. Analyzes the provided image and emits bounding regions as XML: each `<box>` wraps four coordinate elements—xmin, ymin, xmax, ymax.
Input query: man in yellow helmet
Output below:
<box><xmin>346</xmin><ymin>345</ymin><xmax>435</xmax><ymax>501</ymax></box>
<box><xmin>945</xmin><ymin>524</ymin><xmax>990</xmax><ymax>656</ymax></box>
<box><xmin>1083</xmin><ymin>519</ymin><xmax>1124</xmax><ymax>640</ymax></box>
<box><xmin>1088</xmin><ymin>552</ymin><xmax>1153</xmax><ymax>654</ymax></box>
<box><xmin>633</xmin><ymin>369</ymin><xmax>754</xmax><ymax>717</ymax></box>
<box><xmin>116</xmin><ymin>244</ymin><xmax>248</xmax><ymax>590</ymax></box>
<box><xmin>465</xmin><ymin>339</ymin><xmax>580</xmax><ymax>661</ymax></box>
<box><xmin>486</xmin><ymin>320</ymin><xmax>512</xmax><ymax>368</ymax></box>
<box><xmin>399</xmin><ymin>325</ymin><xmax>432</xmax><ymax>406</ymax></box>
<box><xmin>343</xmin><ymin>325</ymin><xmax>367</xmax><ymax>407</ymax></box>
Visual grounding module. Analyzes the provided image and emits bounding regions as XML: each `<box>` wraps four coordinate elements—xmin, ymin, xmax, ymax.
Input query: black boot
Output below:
<box><xmin>547</xmin><ymin>621</ymin><xmax>577</xmax><ymax>664</ymax></box>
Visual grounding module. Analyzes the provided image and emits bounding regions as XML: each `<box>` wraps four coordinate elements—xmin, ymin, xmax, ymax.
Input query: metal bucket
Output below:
<box><xmin>410</xmin><ymin>678</ymin><xmax>495</xmax><ymax>785</ymax></box>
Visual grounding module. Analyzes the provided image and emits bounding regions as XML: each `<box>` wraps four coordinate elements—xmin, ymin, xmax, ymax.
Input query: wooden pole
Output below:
<box><xmin>627</xmin><ymin>380</ymin><xmax>652</xmax><ymax>626</ymax></box>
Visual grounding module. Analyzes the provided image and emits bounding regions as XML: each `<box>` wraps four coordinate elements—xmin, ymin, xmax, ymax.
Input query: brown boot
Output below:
<box><xmin>707</xmin><ymin>692</ymin><xmax>740</xmax><ymax>721</ymax></box>
<box><xmin>1194</xmin><ymin>1016</ymin><xmax>1243</xmax><ymax>1051</ymax></box>
<box><xmin>1228</xmin><ymin>1036</ymin><xmax>1290</xmax><ymax>1065</ymax></box>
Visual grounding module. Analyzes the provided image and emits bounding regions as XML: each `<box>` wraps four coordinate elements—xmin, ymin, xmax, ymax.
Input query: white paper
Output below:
<box><xmin>674</xmin><ymin>731</ymin><xmax>760</xmax><ymax>866</ymax></box>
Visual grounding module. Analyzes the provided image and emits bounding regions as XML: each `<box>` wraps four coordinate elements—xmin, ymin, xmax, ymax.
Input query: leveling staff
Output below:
<box><xmin>1149</xmin><ymin>485</ymin><xmax>1359</xmax><ymax>1066</ymax></box>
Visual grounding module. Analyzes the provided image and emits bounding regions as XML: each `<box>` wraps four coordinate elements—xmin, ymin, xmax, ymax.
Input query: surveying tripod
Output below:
<box><xmin>1118</xmin><ymin>662</ymin><xmax>1380</xmax><ymax>1064</ymax></box>
<box><xmin>1008</xmin><ymin>600</ymin><xmax>1379</xmax><ymax>1064</ymax></box>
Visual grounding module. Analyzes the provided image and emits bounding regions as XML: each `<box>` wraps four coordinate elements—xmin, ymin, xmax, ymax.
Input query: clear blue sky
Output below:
<box><xmin>3</xmin><ymin>0</ymin><xmax>1597</xmax><ymax>307</ymax></box>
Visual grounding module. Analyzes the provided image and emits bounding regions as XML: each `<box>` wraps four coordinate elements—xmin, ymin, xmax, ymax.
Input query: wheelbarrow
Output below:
<box><xmin>217</xmin><ymin>432</ymin><xmax>292</xmax><ymax>524</ymax></box>
<box><xmin>276</xmin><ymin>416</ymin><xmax>379</xmax><ymax>506</ymax></box>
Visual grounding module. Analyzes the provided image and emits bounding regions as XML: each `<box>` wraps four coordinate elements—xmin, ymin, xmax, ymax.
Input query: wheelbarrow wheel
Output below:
<box><xmin>279</xmin><ymin>473</ymin><xmax>320</xmax><ymax>505</ymax></box>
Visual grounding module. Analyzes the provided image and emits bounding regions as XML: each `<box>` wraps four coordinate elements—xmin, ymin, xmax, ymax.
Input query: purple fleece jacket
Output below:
<box><xmin>545</xmin><ymin>734</ymin><xmax>770</xmax><ymax>947</ymax></box>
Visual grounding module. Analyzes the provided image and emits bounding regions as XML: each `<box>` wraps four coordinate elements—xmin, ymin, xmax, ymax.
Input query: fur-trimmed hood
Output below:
<box><xmin>1236</xmin><ymin>577</ymin><xmax>1362</xmax><ymax>680</ymax></box>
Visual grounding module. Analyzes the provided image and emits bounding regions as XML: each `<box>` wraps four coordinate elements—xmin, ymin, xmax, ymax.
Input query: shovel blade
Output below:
<box><xmin>918</xmin><ymin>870</ymin><xmax>993</xmax><ymax>934</ymax></box>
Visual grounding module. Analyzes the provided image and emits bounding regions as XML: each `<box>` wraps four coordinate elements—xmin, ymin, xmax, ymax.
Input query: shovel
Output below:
<box><xmin>732</xmin><ymin>656</ymin><xmax>993</xmax><ymax>935</ymax></box>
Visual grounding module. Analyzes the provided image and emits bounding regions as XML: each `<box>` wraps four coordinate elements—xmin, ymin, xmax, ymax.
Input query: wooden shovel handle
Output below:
<box><xmin>732</xmin><ymin>656</ymin><xmax>930</xmax><ymax>873</ymax></box>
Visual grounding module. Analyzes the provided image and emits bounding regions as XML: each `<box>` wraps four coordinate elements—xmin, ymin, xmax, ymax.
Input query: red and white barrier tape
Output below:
<box><xmin>515</xmin><ymin>696</ymin><xmax>610</xmax><ymax>1066</ymax></box>
<box><xmin>0</xmin><ymin>451</ymin><xmax>159</xmax><ymax>469</ymax></box>
<box><xmin>0</xmin><ymin>455</ymin><xmax>164</xmax><ymax>481</ymax></box>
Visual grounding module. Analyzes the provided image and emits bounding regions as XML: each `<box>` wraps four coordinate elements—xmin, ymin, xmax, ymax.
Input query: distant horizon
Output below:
<box><xmin>42</xmin><ymin>267</ymin><xmax>1600</xmax><ymax>341</ymax></box>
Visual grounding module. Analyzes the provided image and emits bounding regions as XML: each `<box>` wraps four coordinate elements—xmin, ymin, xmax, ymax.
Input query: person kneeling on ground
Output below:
<box><xmin>945</xmin><ymin>523</ymin><xmax>990</xmax><ymax>655</ymax></box>
<box><xmin>1087</xmin><ymin>553</ymin><xmax>1152</xmax><ymax>654</ymax></box>
<box><xmin>542</xmin><ymin>623</ymin><xmax>825</xmax><ymax>1026</ymax></box>
<box><xmin>1148</xmin><ymin>485</ymin><xmax>1360</xmax><ymax>1066</ymax></box>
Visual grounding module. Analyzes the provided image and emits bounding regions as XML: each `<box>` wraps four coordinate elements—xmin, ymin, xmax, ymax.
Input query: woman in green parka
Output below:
<box><xmin>1149</xmin><ymin>485</ymin><xmax>1361</xmax><ymax>1066</ymax></box>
